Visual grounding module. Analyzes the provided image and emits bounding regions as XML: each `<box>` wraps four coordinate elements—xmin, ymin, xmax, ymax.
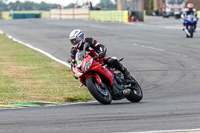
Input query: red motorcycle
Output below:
<box><xmin>67</xmin><ymin>44</ymin><xmax>143</xmax><ymax>104</ymax></box>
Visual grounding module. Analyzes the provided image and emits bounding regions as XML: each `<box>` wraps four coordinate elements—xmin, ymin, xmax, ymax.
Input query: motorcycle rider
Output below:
<box><xmin>69</xmin><ymin>29</ymin><xmax>134</xmax><ymax>83</ymax></box>
<box><xmin>182</xmin><ymin>3</ymin><xmax>198</xmax><ymax>31</ymax></box>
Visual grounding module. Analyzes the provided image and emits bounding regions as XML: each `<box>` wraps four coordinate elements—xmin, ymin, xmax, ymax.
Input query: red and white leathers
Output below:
<box><xmin>70</xmin><ymin>37</ymin><xmax>133</xmax><ymax>81</ymax></box>
<box><xmin>70</xmin><ymin>37</ymin><xmax>106</xmax><ymax>63</ymax></box>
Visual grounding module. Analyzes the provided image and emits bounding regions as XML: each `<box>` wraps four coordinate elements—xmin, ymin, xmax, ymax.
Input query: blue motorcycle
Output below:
<box><xmin>184</xmin><ymin>15</ymin><xmax>198</xmax><ymax>38</ymax></box>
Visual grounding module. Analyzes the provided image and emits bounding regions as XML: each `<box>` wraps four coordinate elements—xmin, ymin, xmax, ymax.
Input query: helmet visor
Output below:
<box><xmin>70</xmin><ymin>39</ymin><xmax>80</xmax><ymax>46</ymax></box>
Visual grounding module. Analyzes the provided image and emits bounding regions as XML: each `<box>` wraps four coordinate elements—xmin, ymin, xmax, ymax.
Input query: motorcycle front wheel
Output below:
<box><xmin>189</xmin><ymin>26</ymin><xmax>193</xmax><ymax>38</ymax></box>
<box><xmin>86</xmin><ymin>77</ymin><xmax>112</xmax><ymax>105</ymax></box>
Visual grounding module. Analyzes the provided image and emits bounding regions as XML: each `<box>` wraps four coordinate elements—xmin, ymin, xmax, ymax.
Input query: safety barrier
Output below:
<box><xmin>89</xmin><ymin>10</ymin><xmax>129</xmax><ymax>22</ymax></box>
<box><xmin>143</xmin><ymin>10</ymin><xmax>146</xmax><ymax>22</ymax></box>
<box><xmin>50</xmin><ymin>8</ymin><xmax>89</xmax><ymax>19</ymax></box>
<box><xmin>1</xmin><ymin>11</ymin><xmax>50</xmax><ymax>20</ymax></box>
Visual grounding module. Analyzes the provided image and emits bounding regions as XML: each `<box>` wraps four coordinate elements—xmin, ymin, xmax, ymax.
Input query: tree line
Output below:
<box><xmin>0</xmin><ymin>0</ymin><xmax>117</xmax><ymax>12</ymax></box>
<box><xmin>66</xmin><ymin>0</ymin><xmax>117</xmax><ymax>10</ymax></box>
<box><xmin>0</xmin><ymin>0</ymin><xmax>58</xmax><ymax>11</ymax></box>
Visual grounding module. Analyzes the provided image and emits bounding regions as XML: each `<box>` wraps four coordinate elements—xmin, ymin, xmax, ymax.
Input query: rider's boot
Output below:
<box><xmin>106</xmin><ymin>58</ymin><xmax>135</xmax><ymax>84</ymax></box>
<box><xmin>121</xmin><ymin>66</ymin><xmax>135</xmax><ymax>84</ymax></box>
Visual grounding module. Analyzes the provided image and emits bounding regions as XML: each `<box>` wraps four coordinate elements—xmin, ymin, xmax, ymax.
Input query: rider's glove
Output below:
<box><xmin>94</xmin><ymin>52</ymin><xmax>105</xmax><ymax>60</ymax></box>
<box><xmin>99</xmin><ymin>52</ymin><xmax>105</xmax><ymax>58</ymax></box>
<box><xmin>93</xmin><ymin>56</ymin><xmax>98</xmax><ymax>60</ymax></box>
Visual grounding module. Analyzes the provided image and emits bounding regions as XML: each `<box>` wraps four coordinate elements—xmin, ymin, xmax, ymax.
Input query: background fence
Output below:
<box><xmin>89</xmin><ymin>10</ymin><xmax>129</xmax><ymax>22</ymax></box>
<box><xmin>2</xmin><ymin>11</ymin><xmax>50</xmax><ymax>20</ymax></box>
<box><xmin>1</xmin><ymin>9</ymin><xmax>147</xmax><ymax>22</ymax></box>
<box><xmin>50</xmin><ymin>8</ymin><xmax>89</xmax><ymax>19</ymax></box>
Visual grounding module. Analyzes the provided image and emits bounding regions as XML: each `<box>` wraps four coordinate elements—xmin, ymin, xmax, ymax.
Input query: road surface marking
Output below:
<box><xmin>116</xmin><ymin>128</ymin><xmax>200</xmax><ymax>133</ymax></box>
<box><xmin>133</xmin><ymin>43</ymin><xmax>188</xmax><ymax>58</ymax></box>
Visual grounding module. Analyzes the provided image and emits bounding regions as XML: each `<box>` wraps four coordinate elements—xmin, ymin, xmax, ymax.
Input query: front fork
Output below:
<box><xmin>85</xmin><ymin>72</ymin><xmax>110</xmax><ymax>92</ymax></box>
<box><xmin>86</xmin><ymin>73</ymin><xmax>102</xmax><ymax>85</ymax></box>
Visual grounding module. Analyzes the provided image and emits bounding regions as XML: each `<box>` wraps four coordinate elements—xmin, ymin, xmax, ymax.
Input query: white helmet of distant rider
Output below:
<box><xmin>69</xmin><ymin>29</ymin><xmax>85</xmax><ymax>49</ymax></box>
<box><xmin>187</xmin><ymin>3</ymin><xmax>194</xmax><ymax>10</ymax></box>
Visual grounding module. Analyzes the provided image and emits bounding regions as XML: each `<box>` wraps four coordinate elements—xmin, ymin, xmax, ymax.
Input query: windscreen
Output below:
<box><xmin>167</xmin><ymin>0</ymin><xmax>183</xmax><ymax>4</ymax></box>
<box><xmin>75</xmin><ymin>50</ymin><xmax>84</xmax><ymax>68</ymax></box>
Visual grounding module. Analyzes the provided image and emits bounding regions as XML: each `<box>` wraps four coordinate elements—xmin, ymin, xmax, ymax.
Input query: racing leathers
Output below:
<box><xmin>182</xmin><ymin>8</ymin><xmax>198</xmax><ymax>31</ymax></box>
<box><xmin>70</xmin><ymin>37</ymin><xmax>134</xmax><ymax>82</ymax></box>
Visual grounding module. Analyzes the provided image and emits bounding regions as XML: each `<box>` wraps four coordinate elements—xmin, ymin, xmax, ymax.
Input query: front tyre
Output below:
<box><xmin>86</xmin><ymin>77</ymin><xmax>112</xmax><ymax>105</ymax></box>
<box><xmin>126</xmin><ymin>78</ymin><xmax>143</xmax><ymax>102</ymax></box>
<box><xmin>189</xmin><ymin>26</ymin><xmax>193</xmax><ymax>38</ymax></box>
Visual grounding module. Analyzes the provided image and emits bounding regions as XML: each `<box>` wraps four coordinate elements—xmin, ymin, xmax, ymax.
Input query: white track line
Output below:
<box><xmin>133</xmin><ymin>43</ymin><xmax>188</xmax><ymax>58</ymax></box>
<box><xmin>116</xmin><ymin>128</ymin><xmax>200</xmax><ymax>133</ymax></box>
<box><xmin>0</xmin><ymin>30</ymin><xmax>71</xmax><ymax>68</ymax></box>
<box><xmin>126</xmin><ymin>22</ymin><xmax>200</xmax><ymax>31</ymax></box>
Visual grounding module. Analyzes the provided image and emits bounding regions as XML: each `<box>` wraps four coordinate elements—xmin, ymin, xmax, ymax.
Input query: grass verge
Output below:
<box><xmin>0</xmin><ymin>34</ymin><xmax>93</xmax><ymax>104</ymax></box>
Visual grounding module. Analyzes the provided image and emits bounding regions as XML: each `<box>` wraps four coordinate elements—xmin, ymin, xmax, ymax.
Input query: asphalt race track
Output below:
<box><xmin>0</xmin><ymin>17</ymin><xmax>200</xmax><ymax>133</ymax></box>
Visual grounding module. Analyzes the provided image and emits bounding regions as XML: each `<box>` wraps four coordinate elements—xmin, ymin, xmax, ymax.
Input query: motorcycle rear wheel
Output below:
<box><xmin>126</xmin><ymin>78</ymin><xmax>143</xmax><ymax>103</ymax></box>
<box><xmin>86</xmin><ymin>77</ymin><xmax>112</xmax><ymax>105</ymax></box>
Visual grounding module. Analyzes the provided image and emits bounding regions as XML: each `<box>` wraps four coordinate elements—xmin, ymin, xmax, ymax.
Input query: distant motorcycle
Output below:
<box><xmin>67</xmin><ymin>43</ymin><xmax>143</xmax><ymax>105</ymax></box>
<box><xmin>183</xmin><ymin>14</ymin><xmax>198</xmax><ymax>38</ymax></box>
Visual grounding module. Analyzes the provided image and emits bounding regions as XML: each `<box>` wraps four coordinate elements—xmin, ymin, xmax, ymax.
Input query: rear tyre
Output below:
<box><xmin>86</xmin><ymin>77</ymin><xmax>112</xmax><ymax>105</ymax></box>
<box><xmin>126</xmin><ymin>78</ymin><xmax>143</xmax><ymax>102</ymax></box>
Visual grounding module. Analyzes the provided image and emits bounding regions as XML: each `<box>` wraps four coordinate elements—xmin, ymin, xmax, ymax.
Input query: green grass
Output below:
<box><xmin>0</xmin><ymin>34</ymin><xmax>93</xmax><ymax>104</ymax></box>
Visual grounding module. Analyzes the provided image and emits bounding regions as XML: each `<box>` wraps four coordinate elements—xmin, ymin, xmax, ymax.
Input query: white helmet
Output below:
<box><xmin>69</xmin><ymin>29</ymin><xmax>85</xmax><ymax>49</ymax></box>
<box><xmin>187</xmin><ymin>3</ymin><xmax>194</xmax><ymax>9</ymax></box>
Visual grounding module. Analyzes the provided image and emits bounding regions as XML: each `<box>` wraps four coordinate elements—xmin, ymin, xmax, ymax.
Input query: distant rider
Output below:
<box><xmin>69</xmin><ymin>29</ymin><xmax>134</xmax><ymax>83</ymax></box>
<box><xmin>182</xmin><ymin>3</ymin><xmax>198</xmax><ymax>31</ymax></box>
